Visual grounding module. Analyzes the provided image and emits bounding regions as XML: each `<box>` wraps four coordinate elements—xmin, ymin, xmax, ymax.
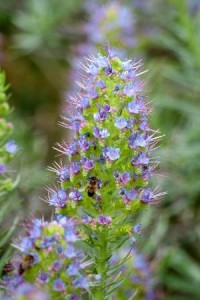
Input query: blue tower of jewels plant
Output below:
<box><xmin>48</xmin><ymin>48</ymin><xmax>164</xmax><ymax>299</ymax></box>
<box><xmin>2</xmin><ymin>48</ymin><xmax>164</xmax><ymax>300</ymax></box>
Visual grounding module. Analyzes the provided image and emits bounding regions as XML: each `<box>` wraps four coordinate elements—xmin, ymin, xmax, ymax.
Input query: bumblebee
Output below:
<box><xmin>87</xmin><ymin>176</ymin><xmax>101</xmax><ymax>197</ymax></box>
<box><xmin>19</xmin><ymin>254</ymin><xmax>34</xmax><ymax>275</ymax></box>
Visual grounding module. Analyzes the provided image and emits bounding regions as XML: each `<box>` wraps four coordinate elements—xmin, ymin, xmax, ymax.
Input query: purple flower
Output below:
<box><xmin>70</xmin><ymin>162</ymin><xmax>80</xmax><ymax>176</ymax></box>
<box><xmin>121</xmin><ymin>189</ymin><xmax>137</xmax><ymax>204</ymax></box>
<box><xmin>69</xmin><ymin>295</ymin><xmax>80</xmax><ymax>300</ymax></box>
<box><xmin>141</xmin><ymin>188</ymin><xmax>156</xmax><ymax>204</ymax></box>
<box><xmin>5</xmin><ymin>140</ymin><xmax>18</xmax><ymax>154</ymax></box>
<box><xmin>128</xmin><ymin>100</ymin><xmax>143</xmax><ymax>114</ymax></box>
<box><xmin>78</xmin><ymin>136</ymin><xmax>90</xmax><ymax>151</ymax></box>
<box><xmin>100</xmin><ymin>128</ymin><xmax>110</xmax><ymax>139</ymax></box>
<box><xmin>121</xmin><ymin>69</ymin><xmax>136</xmax><ymax>81</ymax></box>
<box><xmin>142</xmin><ymin>166</ymin><xmax>152</xmax><ymax>180</ymax></box>
<box><xmin>129</xmin><ymin>133</ymin><xmax>149</xmax><ymax>149</ymax></box>
<box><xmin>104</xmin><ymin>147</ymin><xmax>120</xmax><ymax>161</ymax></box>
<box><xmin>134</xmin><ymin>253</ymin><xmax>149</xmax><ymax>272</ymax></box>
<box><xmin>139</xmin><ymin>120</ymin><xmax>149</xmax><ymax>131</ymax></box>
<box><xmin>69</xmin><ymin>190</ymin><xmax>82</xmax><ymax>202</ymax></box>
<box><xmin>29</xmin><ymin>224</ymin><xmax>41</xmax><ymax>239</ymax></box>
<box><xmin>73</xmin><ymin>275</ymin><xmax>89</xmax><ymax>289</ymax></box>
<box><xmin>78</xmin><ymin>97</ymin><xmax>90</xmax><ymax>110</ymax></box>
<box><xmin>114</xmin><ymin>171</ymin><xmax>131</xmax><ymax>185</ymax></box>
<box><xmin>89</xmin><ymin>64</ymin><xmax>99</xmax><ymax>75</ymax></box>
<box><xmin>0</xmin><ymin>164</ymin><xmax>7</xmax><ymax>174</ymax></box>
<box><xmin>113</xmin><ymin>85</ymin><xmax>121</xmax><ymax>93</ymax></box>
<box><xmin>114</xmin><ymin>117</ymin><xmax>128</xmax><ymax>129</ymax></box>
<box><xmin>93</xmin><ymin>127</ymin><xmax>110</xmax><ymax>139</ymax></box>
<box><xmin>53</xmin><ymin>279</ymin><xmax>66</xmax><ymax>292</ymax></box>
<box><xmin>96</xmin><ymin>54</ymin><xmax>110</xmax><ymax>69</ymax></box>
<box><xmin>64</xmin><ymin>244</ymin><xmax>77</xmax><ymax>258</ymax></box>
<box><xmin>67</xmin><ymin>260</ymin><xmax>81</xmax><ymax>276</ymax></box>
<box><xmin>64</xmin><ymin>143</ymin><xmax>78</xmax><ymax>156</ymax></box>
<box><xmin>57</xmin><ymin>165</ymin><xmax>70</xmax><ymax>181</ymax></box>
<box><xmin>70</xmin><ymin>113</ymin><xmax>85</xmax><ymax>132</ymax></box>
<box><xmin>14</xmin><ymin>283</ymin><xmax>49</xmax><ymax>300</ymax></box>
<box><xmin>41</xmin><ymin>236</ymin><xmax>57</xmax><ymax>248</ymax></box>
<box><xmin>122</xmin><ymin>60</ymin><xmax>133</xmax><ymax>71</ymax></box>
<box><xmin>52</xmin><ymin>260</ymin><xmax>63</xmax><ymax>271</ymax></box>
<box><xmin>20</xmin><ymin>237</ymin><xmax>33</xmax><ymax>252</ymax></box>
<box><xmin>65</xmin><ymin>227</ymin><xmax>78</xmax><ymax>242</ymax></box>
<box><xmin>3</xmin><ymin>275</ymin><xmax>24</xmax><ymax>290</ymax></box>
<box><xmin>56</xmin><ymin>245</ymin><xmax>64</xmax><ymax>256</ymax></box>
<box><xmin>98</xmin><ymin>214</ymin><xmax>112</xmax><ymax>226</ymax></box>
<box><xmin>103</xmin><ymin>104</ymin><xmax>111</xmax><ymax>112</ymax></box>
<box><xmin>96</xmin><ymin>79</ymin><xmax>106</xmax><ymax>89</ymax></box>
<box><xmin>88</xmin><ymin>89</ymin><xmax>98</xmax><ymax>99</ymax></box>
<box><xmin>49</xmin><ymin>189</ymin><xmax>67</xmax><ymax>208</ymax></box>
<box><xmin>133</xmin><ymin>224</ymin><xmax>142</xmax><ymax>235</ymax></box>
<box><xmin>82</xmin><ymin>214</ymin><xmax>92</xmax><ymax>224</ymax></box>
<box><xmin>37</xmin><ymin>272</ymin><xmax>50</xmax><ymax>284</ymax></box>
<box><xmin>123</xmin><ymin>81</ymin><xmax>144</xmax><ymax>97</ymax></box>
<box><xmin>94</xmin><ymin>108</ymin><xmax>108</xmax><ymax>122</ymax></box>
<box><xmin>131</xmin><ymin>153</ymin><xmax>149</xmax><ymax>166</ymax></box>
<box><xmin>82</xmin><ymin>158</ymin><xmax>94</xmax><ymax>171</ymax></box>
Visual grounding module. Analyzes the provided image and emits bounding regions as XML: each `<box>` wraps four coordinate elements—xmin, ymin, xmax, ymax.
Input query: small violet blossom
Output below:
<box><xmin>5</xmin><ymin>140</ymin><xmax>18</xmax><ymax>154</ymax></box>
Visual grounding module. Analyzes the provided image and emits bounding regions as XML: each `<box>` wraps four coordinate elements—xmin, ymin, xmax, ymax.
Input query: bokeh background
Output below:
<box><xmin>0</xmin><ymin>0</ymin><xmax>200</xmax><ymax>299</ymax></box>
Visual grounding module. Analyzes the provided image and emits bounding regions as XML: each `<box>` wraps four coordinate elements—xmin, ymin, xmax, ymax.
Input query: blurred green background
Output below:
<box><xmin>0</xmin><ymin>0</ymin><xmax>200</xmax><ymax>299</ymax></box>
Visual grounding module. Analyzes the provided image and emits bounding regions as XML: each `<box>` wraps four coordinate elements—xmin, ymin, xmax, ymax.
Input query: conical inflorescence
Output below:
<box><xmin>47</xmin><ymin>48</ymin><xmax>163</xmax><ymax>297</ymax></box>
<box><xmin>3</xmin><ymin>48</ymin><xmax>163</xmax><ymax>300</ymax></box>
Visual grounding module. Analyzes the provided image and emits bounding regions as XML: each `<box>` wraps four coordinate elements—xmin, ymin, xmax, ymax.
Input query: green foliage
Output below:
<box><xmin>12</xmin><ymin>0</ymin><xmax>82</xmax><ymax>58</ymax></box>
<box><xmin>134</xmin><ymin>0</ymin><xmax>200</xmax><ymax>297</ymax></box>
<box><xmin>0</xmin><ymin>70</ymin><xmax>19</xmax><ymax>273</ymax></box>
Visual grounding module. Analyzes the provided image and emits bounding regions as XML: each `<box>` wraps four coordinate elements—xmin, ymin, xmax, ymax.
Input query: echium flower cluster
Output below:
<box><xmin>83</xmin><ymin>0</ymin><xmax>135</xmax><ymax>49</ymax></box>
<box><xmin>3</xmin><ymin>217</ymin><xmax>90</xmax><ymax>300</ymax></box>
<box><xmin>0</xmin><ymin>70</ymin><xmax>18</xmax><ymax>196</ymax></box>
<box><xmin>71</xmin><ymin>1</ymin><xmax>135</xmax><ymax>92</ymax></box>
<box><xmin>112</xmin><ymin>251</ymin><xmax>156</xmax><ymax>299</ymax></box>
<box><xmin>47</xmin><ymin>48</ymin><xmax>163</xmax><ymax>298</ymax></box>
<box><xmin>2</xmin><ymin>48</ymin><xmax>163</xmax><ymax>300</ymax></box>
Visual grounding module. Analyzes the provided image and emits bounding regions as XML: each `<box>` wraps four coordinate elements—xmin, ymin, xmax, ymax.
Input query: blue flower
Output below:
<box><xmin>67</xmin><ymin>260</ymin><xmax>81</xmax><ymax>276</ymax></box>
<box><xmin>69</xmin><ymin>190</ymin><xmax>82</xmax><ymax>202</ymax></box>
<box><xmin>52</xmin><ymin>260</ymin><xmax>63</xmax><ymax>271</ymax></box>
<box><xmin>93</xmin><ymin>127</ymin><xmax>110</xmax><ymax>139</ymax></box>
<box><xmin>73</xmin><ymin>275</ymin><xmax>89</xmax><ymax>289</ymax></box>
<box><xmin>5</xmin><ymin>140</ymin><xmax>18</xmax><ymax>154</ymax></box>
<box><xmin>128</xmin><ymin>99</ymin><xmax>143</xmax><ymax>114</ymax></box>
<box><xmin>114</xmin><ymin>117</ymin><xmax>128</xmax><ymax>129</ymax></box>
<box><xmin>0</xmin><ymin>164</ymin><xmax>7</xmax><ymax>174</ymax></box>
<box><xmin>82</xmin><ymin>158</ymin><xmax>94</xmax><ymax>171</ymax></box>
<box><xmin>133</xmin><ymin>224</ymin><xmax>142</xmax><ymax>235</ymax></box>
<box><xmin>141</xmin><ymin>188</ymin><xmax>156</xmax><ymax>204</ymax></box>
<box><xmin>53</xmin><ymin>279</ymin><xmax>66</xmax><ymax>292</ymax></box>
<box><xmin>96</xmin><ymin>79</ymin><xmax>106</xmax><ymax>89</ymax></box>
<box><xmin>37</xmin><ymin>272</ymin><xmax>50</xmax><ymax>284</ymax></box>
<box><xmin>114</xmin><ymin>171</ymin><xmax>131</xmax><ymax>185</ymax></box>
<box><xmin>20</xmin><ymin>237</ymin><xmax>33</xmax><ymax>252</ymax></box>
<box><xmin>98</xmin><ymin>214</ymin><xmax>112</xmax><ymax>226</ymax></box>
<box><xmin>78</xmin><ymin>135</ymin><xmax>90</xmax><ymax>151</ymax></box>
<box><xmin>48</xmin><ymin>189</ymin><xmax>67</xmax><ymax>208</ymax></box>
<box><xmin>104</xmin><ymin>147</ymin><xmax>120</xmax><ymax>161</ymax></box>
<box><xmin>70</xmin><ymin>162</ymin><xmax>81</xmax><ymax>176</ymax></box>
<box><xmin>94</xmin><ymin>108</ymin><xmax>108</xmax><ymax>122</ymax></box>
<box><xmin>64</xmin><ymin>244</ymin><xmax>77</xmax><ymax>258</ymax></box>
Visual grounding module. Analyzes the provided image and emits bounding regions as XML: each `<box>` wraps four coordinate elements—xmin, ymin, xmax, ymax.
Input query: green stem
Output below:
<box><xmin>94</xmin><ymin>231</ymin><xmax>109</xmax><ymax>300</ymax></box>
